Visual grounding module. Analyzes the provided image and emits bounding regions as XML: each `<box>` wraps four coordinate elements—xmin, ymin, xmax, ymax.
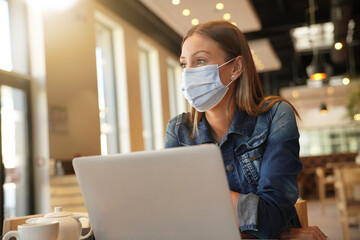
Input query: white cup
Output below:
<box><xmin>3</xmin><ymin>222</ymin><xmax>59</xmax><ymax>240</ymax></box>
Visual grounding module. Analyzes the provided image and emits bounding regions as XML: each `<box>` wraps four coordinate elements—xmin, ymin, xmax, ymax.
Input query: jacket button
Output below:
<box><xmin>226</xmin><ymin>164</ymin><xmax>234</xmax><ymax>172</ymax></box>
<box><xmin>249</xmin><ymin>155</ymin><xmax>256</xmax><ymax>160</ymax></box>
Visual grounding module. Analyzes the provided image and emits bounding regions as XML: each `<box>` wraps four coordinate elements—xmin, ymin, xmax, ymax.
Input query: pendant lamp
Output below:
<box><xmin>320</xmin><ymin>103</ymin><xmax>328</xmax><ymax>114</ymax></box>
<box><xmin>306</xmin><ymin>50</ymin><xmax>332</xmax><ymax>81</ymax></box>
<box><xmin>306</xmin><ymin>0</ymin><xmax>332</xmax><ymax>81</ymax></box>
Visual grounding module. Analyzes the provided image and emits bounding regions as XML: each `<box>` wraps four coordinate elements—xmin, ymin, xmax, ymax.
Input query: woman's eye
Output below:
<box><xmin>179</xmin><ymin>58</ymin><xmax>206</xmax><ymax>68</ymax></box>
<box><xmin>179</xmin><ymin>62</ymin><xmax>186</xmax><ymax>68</ymax></box>
<box><xmin>196</xmin><ymin>58</ymin><xmax>205</xmax><ymax>65</ymax></box>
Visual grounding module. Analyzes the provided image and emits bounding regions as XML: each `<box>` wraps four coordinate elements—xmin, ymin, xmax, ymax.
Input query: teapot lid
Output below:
<box><xmin>45</xmin><ymin>207</ymin><xmax>72</xmax><ymax>218</ymax></box>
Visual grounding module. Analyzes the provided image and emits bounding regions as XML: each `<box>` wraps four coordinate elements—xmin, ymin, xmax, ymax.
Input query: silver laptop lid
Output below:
<box><xmin>73</xmin><ymin>144</ymin><xmax>241</xmax><ymax>240</ymax></box>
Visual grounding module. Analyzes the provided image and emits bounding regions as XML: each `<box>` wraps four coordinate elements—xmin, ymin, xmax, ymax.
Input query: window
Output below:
<box><xmin>95</xmin><ymin>11</ymin><xmax>130</xmax><ymax>154</ymax></box>
<box><xmin>0</xmin><ymin>0</ymin><xmax>12</xmax><ymax>71</ymax></box>
<box><xmin>0</xmin><ymin>0</ymin><xmax>33</xmax><ymax>222</ymax></box>
<box><xmin>167</xmin><ymin>58</ymin><xmax>187</xmax><ymax>117</ymax></box>
<box><xmin>138</xmin><ymin>40</ymin><xmax>163</xmax><ymax>150</ymax></box>
<box><xmin>1</xmin><ymin>85</ymin><xmax>30</xmax><ymax>218</ymax></box>
<box><xmin>95</xmin><ymin>23</ymin><xmax>119</xmax><ymax>155</ymax></box>
<box><xmin>0</xmin><ymin>0</ymin><xmax>28</xmax><ymax>75</ymax></box>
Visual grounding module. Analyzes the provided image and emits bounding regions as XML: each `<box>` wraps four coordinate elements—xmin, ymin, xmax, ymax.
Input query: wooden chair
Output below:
<box><xmin>3</xmin><ymin>213</ymin><xmax>90</xmax><ymax>237</ymax></box>
<box><xmin>50</xmin><ymin>174</ymin><xmax>87</xmax><ymax>213</ymax></box>
<box><xmin>334</xmin><ymin>166</ymin><xmax>360</xmax><ymax>240</ymax></box>
<box><xmin>49</xmin><ymin>158</ymin><xmax>87</xmax><ymax>213</ymax></box>
<box><xmin>2</xmin><ymin>214</ymin><xmax>44</xmax><ymax>235</ymax></box>
<box><xmin>315</xmin><ymin>166</ymin><xmax>335</xmax><ymax>215</ymax></box>
<box><xmin>295</xmin><ymin>199</ymin><xmax>308</xmax><ymax>228</ymax></box>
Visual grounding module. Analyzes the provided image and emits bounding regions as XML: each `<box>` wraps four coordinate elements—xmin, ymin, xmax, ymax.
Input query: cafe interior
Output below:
<box><xmin>0</xmin><ymin>0</ymin><xmax>360</xmax><ymax>239</ymax></box>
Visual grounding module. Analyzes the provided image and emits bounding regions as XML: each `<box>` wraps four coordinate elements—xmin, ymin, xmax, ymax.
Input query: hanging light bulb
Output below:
<box><xmin>306</xmin><ymin>0</ymin><xmax>332</xmax><ymax>81</ymax></box>
<box><xmin>354</xmin><ymin>113</ymin><xmax>360</xmax><ymax>121</ymax></box>
<box><xmin>334</xmin><ymin>42</ymin><xmax>343</xmax><ymax>50</ymax></box>
<box><xmin>306</xmin><ymin>52</ymin><xmax>328</xmax><ymax>80</ymax></box>
<box><xmin>320</xmin><ymin>103</ymin><xmax>328</xmax><ymax>115</ymax></box>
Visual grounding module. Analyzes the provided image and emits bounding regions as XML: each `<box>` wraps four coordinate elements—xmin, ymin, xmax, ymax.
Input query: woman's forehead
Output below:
<box><xmin>181</xmin><ymin>34</ymin><xmax>224</xmax><ymax>57</ymax></box>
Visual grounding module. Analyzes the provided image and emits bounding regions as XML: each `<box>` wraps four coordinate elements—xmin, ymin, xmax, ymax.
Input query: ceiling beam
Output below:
<box><xmin>96</xmin><ymin>0</ymin><xmax>182</xmax><ymax>55</ymax></box>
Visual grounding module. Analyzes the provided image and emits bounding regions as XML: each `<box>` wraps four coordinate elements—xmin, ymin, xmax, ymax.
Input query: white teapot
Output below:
<box><xmin>26</xmin><ymin>207</ymin><xmax>93</xmax><ymax>240</ymax></box>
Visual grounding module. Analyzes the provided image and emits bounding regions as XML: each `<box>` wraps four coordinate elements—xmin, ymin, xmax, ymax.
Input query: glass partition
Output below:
<box><xmin>299</xmin><ymin>124</ymin><xmax>360</xmax><ymax>156</ymax></box>
<box><xmin>1</xmin><ymin>84</ymin><xmax>31</xmax><ymax>219</ymax></box>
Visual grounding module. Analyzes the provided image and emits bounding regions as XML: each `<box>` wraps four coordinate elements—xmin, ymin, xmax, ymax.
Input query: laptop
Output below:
<box><xmin>73</xmin><ymin>144</ymin><xmax>241</xmax><ymax>240</ymax></box>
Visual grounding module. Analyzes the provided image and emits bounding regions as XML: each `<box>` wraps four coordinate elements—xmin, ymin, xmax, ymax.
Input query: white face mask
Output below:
<box><xmin>181</xmin><ymin>58</ymin><xmax>235</xmax><ymax>112</ymax></box>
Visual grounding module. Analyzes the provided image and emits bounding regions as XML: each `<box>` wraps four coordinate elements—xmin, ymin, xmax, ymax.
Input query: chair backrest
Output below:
<box><xmin>334</xmin><ymin>166</ymin><xmax>360</xmax><ymax>207</ymax></box>
<box><xmin>315</xmin><ymin>167</ymin><xmax>326</xmax><ymax>179</ymax></box>
<box><xmin>295</xmin><ymin>200</ymin><xmax>308</xmax><ymax>227</ymax></box>
<box><xmin>3</xmin><ymin>213</ymin><xmax>90</xmax><ymax>236</ymax></box>
<box><xmin>50</xmin><ymin>174</ymin><xmax>87</xmax><ymax>212</ymax></box>
<box><xmin>2</xmin><ymin>214</ymin><xmax>44</xmax><ymax>235</ymax></box>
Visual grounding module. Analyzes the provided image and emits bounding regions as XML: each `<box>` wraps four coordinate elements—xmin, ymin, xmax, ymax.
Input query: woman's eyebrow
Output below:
<box><xmin>179</xmin><ymin>50</ymin><xmax>212</xmax><ymax>60</ymax></box>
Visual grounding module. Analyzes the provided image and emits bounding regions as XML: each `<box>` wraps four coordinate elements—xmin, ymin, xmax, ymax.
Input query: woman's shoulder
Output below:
<box><xmin>266</xmin><ymin>100</ymin><xmax>299</xmax><ymax>137</ymax></box>
<box><xmin>167</xmin><ymin>112</ymin><xmax>192</xmax><ymax>129</ymax></box>
<box><xmin>265</xmin><ymin>99</ymin><xmax>297</xmax><ymax>120</ymax></box>
<box><xmin>270</xmin><ymin>100</ymin><xmax>294</xmax><ymax>112</ymax></box>
<box><xmin>165</xmin><ymin>112</ymin><xmax>194</xmax><ymax>147</ymax></box>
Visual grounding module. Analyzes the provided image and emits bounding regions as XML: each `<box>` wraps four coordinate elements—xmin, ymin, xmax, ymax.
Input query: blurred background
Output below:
<box><xmin>0</xmin><ymin>0</ymin><xmax>360</xmax><ymax>238</ymax></box>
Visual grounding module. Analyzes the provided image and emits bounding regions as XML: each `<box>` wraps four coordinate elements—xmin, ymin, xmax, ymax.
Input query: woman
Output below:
<box><xmin>165</xmin><ymin>20</ymin><xmax>326</xmax><ymax>239</ymax></box>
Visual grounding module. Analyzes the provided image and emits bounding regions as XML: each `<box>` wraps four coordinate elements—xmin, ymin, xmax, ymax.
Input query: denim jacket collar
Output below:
<box><xmin>194</xmin><ymin>108</ymin><xmax>256</xmax><ymax>145</ymax></box>
<box><xmin>227</xmin><ymin>108</ymin><xmax>256</xmax><ymax>137</ymax></box>
<box><xmin>193</xmin><ymin>116</ymin><xmax>213</xmax><ymax>145</ymax></box>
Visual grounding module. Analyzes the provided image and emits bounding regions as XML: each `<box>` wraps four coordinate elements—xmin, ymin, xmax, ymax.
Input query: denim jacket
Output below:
<box><xmin>164</xmin><ymin>101</ymin><xmax>302</xmax><ymax>239</ymax></box>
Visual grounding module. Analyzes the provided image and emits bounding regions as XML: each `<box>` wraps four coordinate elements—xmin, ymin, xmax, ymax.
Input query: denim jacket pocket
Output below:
<box><xmin>238</xmin><ymin>148</ymin><xmax>263</xmax><ymax>185</ymax></box>
<box><xmin>235</xmin><ymin>129</ymin><xmax>268</xmax><ymax>186</ymax></box>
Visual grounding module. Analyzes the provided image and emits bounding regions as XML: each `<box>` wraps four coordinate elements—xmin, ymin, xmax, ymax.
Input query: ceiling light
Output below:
<box><xmin>306</xmin><ymin>52</ymin><xmax>332</xmax><ymax>81</ymax></box>
<box><xmin>216</xmin><ymin>3</ymin><xmax>224</xmax><ymax>10</ymax></box>
<box><xmin>257</xmin><ymin>64</ymin><xmax>264</xmax><ymax>70</ymax></box>
<box><xmin>191</xmin><ymin>18</ymin><xmax>199</xmax><ymax>26</ymax></box>
<box><xmin>334</xmin><ymin>42</ymin><xmax>343</xmax><ymax>50</ymax></box>
<box><xmin>327</xmin><ymin>87</ymin><xmax>334</xmax><ymax>94</ymax></box>
<box><xmin>182</xmin><ymin>9</ymin><xmax>190</xmax><ymax>16</ymax></box>
<box><xmin>354</xmin><ymin>113</ymin><xmax>360</xmax><ymax>121</ymax></box>
<box><xmin>251</xmin><ymin>49</ymin><xmax>265</xmax><ymax>71</ymax></box>
<box><xmin>306</xmin><ymin>0</ymin><xmax>333</xmax><ymax>81</ymax></box>
<box><xmin>320</xmin><ymin>103</ymin><xmax>328</xmax><ymax>115</ymax></box>
<box><xmin>290</xmin><ymin>22</ymin><xmax>335</xmax><ymax>52</ymax></box>
<box><xmin>292</xmin><ymin>91</ymin><xmax>299</xmax><ymax>99</ymax></box>
<box><xmin>342</xmin><ymin>77</ymin><xmax>350</xmax><ymax>85</ymax></box>
<box><xmin>223</xmin><ymin>13</ymin><xmax>231</xmax><ymax>21</ymax></box>
<box><xmin>25</xmin><ymin>0</ymin><xmax>77</xmax><ymax>10</ymax></box>
<box><xmin>310</xmin><ymin>73</ymin><xmax>327</xmax><ymax>81</ymax></box>
<box><xmin>172</xmin><ymin>0</ymin><xmax>180</xmax><ymax>5</ymax></box>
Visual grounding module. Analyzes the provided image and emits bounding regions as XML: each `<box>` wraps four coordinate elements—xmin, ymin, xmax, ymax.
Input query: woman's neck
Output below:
<box><xmin>205</xmin><ymin>95</ymin><xmax>236</xmax><ymax>144</ymax></box>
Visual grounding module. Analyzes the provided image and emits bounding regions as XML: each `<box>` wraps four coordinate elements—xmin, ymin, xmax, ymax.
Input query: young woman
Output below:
<box><xmin>165</xmin><ymin>20</ymin><xmax>326</xmax><ymax>239</ymax></box>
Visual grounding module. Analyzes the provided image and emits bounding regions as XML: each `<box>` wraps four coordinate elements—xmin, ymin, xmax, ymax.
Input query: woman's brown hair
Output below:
<box><xmin>182</xmin><ymin>20</ymin><xmax>299</xmax><ymax>132</ymax></box>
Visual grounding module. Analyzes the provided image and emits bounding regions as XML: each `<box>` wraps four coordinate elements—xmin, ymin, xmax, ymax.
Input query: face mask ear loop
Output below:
<box><xmin>225</xmin><ymin>79</ymin><xmax>235</xmax><ymax>88</ymax></box>
<box><xmin>217</xmin><ymin>58</ymin><xmax>236</xmax><ymax>69</ymax></box>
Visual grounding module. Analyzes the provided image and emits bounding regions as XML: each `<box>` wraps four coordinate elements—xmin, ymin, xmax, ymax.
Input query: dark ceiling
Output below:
<box><xmin>247</xmin><ymin>0</ymin><xmax>360</xmax><ymax>94</ymax></box>
<box><xmin>99</xmin><ymin>0</ymin><xmax>360</xmax><ymax>95</ymax></box>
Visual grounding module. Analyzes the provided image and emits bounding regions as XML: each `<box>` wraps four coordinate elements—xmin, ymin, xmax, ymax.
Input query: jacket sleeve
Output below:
<box><xmin>164</xmin><ymin>116</ymin><xmax>181</xmax><ymax>148</ymax></box>
<box><xmin>239</xmin><ymin>101</ymin><xmax>302</xmax><ymax>239</ymax></box>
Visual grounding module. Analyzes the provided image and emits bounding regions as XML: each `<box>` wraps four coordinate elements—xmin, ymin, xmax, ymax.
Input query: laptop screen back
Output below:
<box><xmin>73</xmin><ymin>144</ymin><xmax>241</xmax><ymax>240</ymax></box>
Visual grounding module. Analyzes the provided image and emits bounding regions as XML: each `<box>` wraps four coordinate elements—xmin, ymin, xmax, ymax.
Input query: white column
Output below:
<box><xmin>27</xmin><ymin>3</ymin><xmax>50</xmax><ymax>214</ymax></box>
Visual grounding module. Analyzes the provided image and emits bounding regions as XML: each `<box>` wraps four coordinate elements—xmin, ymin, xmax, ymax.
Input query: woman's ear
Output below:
<box><xmin>232</xmin><ymin>56</ymin><xmax>243</xmax><ymax>79</ymax></box>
